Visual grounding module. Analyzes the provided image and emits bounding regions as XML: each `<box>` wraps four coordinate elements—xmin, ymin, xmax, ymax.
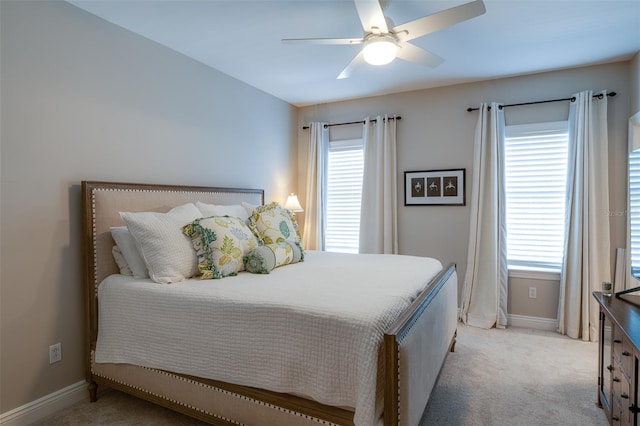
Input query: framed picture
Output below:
<box><xmin>404</xmin><ymin>169</ymin><xmax>466</xmax><ymax>206</ymax></box>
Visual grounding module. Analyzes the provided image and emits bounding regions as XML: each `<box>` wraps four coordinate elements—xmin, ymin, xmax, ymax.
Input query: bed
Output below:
<box><xmin>82</xmin><ymin>180</ymin><xmax>458</xmax><ymax>426</ymax></box>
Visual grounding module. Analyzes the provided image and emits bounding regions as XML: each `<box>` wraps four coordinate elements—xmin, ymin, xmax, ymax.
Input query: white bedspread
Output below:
<box><xmin>95</xmin><ymin>251</ymin><xmax>442</xmax><ymax>426</ymax></box>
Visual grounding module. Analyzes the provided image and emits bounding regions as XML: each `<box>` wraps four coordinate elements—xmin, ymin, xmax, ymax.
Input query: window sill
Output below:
<box><xmin>508</xmin><ymin>268</ymin><xmax>560</xmax><ymax>281</ymax></box>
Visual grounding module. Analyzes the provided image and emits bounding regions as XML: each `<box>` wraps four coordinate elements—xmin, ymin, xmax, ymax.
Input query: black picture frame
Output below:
<box><xmin>404</xmin><ymin>169</ymin><xmax>466</xmax><ymax>206</ymax></box>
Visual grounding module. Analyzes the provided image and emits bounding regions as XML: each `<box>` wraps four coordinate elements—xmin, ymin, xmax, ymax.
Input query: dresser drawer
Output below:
<box><xmin>594</xmin><ymin>292</ymin><xmax>640</xmax><ymax>426</ymax></box>
<box><xmin>612</xmin><ymin>393</ymin><xmax>631</xmax><ymax>425</ymax></box>
<box><xmin>612</xmin><ymin>368</ymin><xmax>631</xmax><ymax>425</ymax></box>
<box><xmin>613</xmin><ymin>329</ymin><xmax>633</xmax><ymax>382</ymax></box>
<box><xmin>612</xmin><ymin>394</ymin><xmax>623</xmax><ymax>424</ymax></box>
<box><xmin>620</xmin><ymin>340</ymin><xmax>634</xmax><ymax>380</ymax></box>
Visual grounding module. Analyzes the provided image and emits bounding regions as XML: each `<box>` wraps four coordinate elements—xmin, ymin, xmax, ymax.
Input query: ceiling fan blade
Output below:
<box><xmin>337</xmin><ymin>51</ymin><xmax>365</xmax><ymax>79</ymax></box>
<box><xmin>396</xmin><ymin>42</ymin><xmax>444</xmax><ymax>68</ymax></box>
<box><xmin>354</xmin><ymin>0</ymin><xmax>388</xmax><ymax>33</ymax></box>
<box><xmin>393</xmin><ymin>0</ymin><xmax>485</xmax><ymax>42</ymax></box>
<box><xmin>282</xmin><ymin>37</ymin><xmax>363</xmax><ymax>45</ymax></box>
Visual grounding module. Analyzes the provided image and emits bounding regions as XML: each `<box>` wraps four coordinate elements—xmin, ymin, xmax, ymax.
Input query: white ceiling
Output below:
<box><xmin>67</xmin><ymin>0</ymin><xmax>640</xmax><ymax>107</ymax></box>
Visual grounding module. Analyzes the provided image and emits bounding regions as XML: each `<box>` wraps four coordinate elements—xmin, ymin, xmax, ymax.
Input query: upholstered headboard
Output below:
<box><xmin>81</xmin><ymin>181</ymin><xmax>264</xmax><ymax>364</ymax></box>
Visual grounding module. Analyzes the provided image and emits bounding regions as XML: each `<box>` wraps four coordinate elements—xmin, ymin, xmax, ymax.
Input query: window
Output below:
<box><xmin>504</xmin><ymin>121</ymin><xmax>569</xmax><ymax>272</ymax></box>
<box><xmin>629</xmin><ymin>149</ymin><xmax>640</xmax><ymax>277</ymax></box>
<box><xmin>325</xmin><ymin>138</ymin><xmax>364</xmax><ymax>253</ymax></box>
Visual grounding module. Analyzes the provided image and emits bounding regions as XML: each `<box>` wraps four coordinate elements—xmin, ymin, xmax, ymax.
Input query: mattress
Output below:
<box><xmin>95</xmin><ymin>250</ymin><xmax>443</xmax><ymax>426</ymax></box>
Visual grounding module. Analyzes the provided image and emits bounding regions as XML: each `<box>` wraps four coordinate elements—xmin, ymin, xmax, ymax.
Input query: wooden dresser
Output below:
<box><xmin>594</xmin><ymin>292</ymin><xmax>640</xmax><ymax>425</ymax></box>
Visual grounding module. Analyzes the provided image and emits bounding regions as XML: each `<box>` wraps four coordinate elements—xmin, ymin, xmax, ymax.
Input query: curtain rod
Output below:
<box><xmin>466</xmin><ymin>91</ymin><xmax>617</xmax><ymax>112</ymax></box>
<box><xmin>302</xmin><ymin>116</ymin><xmax>401</xmax><ymax>130</ymax></box>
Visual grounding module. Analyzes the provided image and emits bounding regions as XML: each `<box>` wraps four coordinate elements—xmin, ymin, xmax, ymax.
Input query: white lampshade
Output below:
<box><xmin>284</xmin><ymin>193</ymin><xmax>303</xmax><ymax>212</ymax></box>
<box><xmin>363</xmin><ymin>37</ymin><xmax>397</xmax><ymax>66</ymax></box>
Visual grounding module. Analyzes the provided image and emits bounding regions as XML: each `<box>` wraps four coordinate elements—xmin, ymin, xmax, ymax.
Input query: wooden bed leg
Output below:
<box><xmin>88</xmin><ymin>381</ymin><xmax>98</xmax><ymax>402</ymax></box>
<box><xmin>450</xmin><ymin>330</ymin><xmax>457</xmax><ymax>352</ymax></box>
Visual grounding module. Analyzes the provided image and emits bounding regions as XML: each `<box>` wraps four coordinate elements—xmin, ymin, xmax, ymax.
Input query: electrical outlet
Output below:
<box><xmin>49</xmin><ymin>343</ymin><xmax>62</xmax><ymax>364</ymax></box>
<box><xmin>528</xmin><ymin>287</ymin><xmax>537</xmax><ymax>299</ymax></box>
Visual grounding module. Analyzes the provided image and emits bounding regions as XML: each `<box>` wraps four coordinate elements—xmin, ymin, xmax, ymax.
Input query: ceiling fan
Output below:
<box><xmin>282</xmin><ymin>0</ymin><xmax>486</xmax><ymax>79</ymax></box>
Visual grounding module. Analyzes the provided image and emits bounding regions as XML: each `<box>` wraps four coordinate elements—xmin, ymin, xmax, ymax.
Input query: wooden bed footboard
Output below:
<box><xmin>384</xmin><ymin>264</ymin><xmax>458</xmax><ymax>426</ymax></box>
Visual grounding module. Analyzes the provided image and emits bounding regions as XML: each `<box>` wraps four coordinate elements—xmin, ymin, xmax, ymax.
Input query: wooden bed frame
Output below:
<box><xmin>82</xmin><ymin>180</ymin><xmax>458</xmax><ymax>426</ymax></box>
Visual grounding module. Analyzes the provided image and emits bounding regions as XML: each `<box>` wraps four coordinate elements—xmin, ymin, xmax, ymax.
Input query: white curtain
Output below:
<box><xmin>302</xmin><ymin>122</ymin><xmax>328</xmax><ymax>251</ymax></box>
<box><xmin>359</xmin><ymin>115</ymin><xmax>398</xmax><ymax>254</ymax></box>
<box><xmin>461</xmin><ymin>103</ymin><xmax>508</xmax><ymax>329</ymax></box>
<box><xmin>557</xmin><ymin>90</ymin><xmax>611</xmax><ymax>341</ymax></box>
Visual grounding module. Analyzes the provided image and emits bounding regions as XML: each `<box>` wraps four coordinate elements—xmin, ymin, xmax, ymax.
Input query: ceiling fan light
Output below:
<box><xmin>363</xmin><ymin>37</ymin><xmax>397</xmax><ymax>66</ymax></box>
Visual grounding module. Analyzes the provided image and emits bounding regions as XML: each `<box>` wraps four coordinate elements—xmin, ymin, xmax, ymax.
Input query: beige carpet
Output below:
<box><xmin>419</xmin><ymin>324</ymin><xmax>607</xmax><ymax>426</ymax></box>
<box><xmin>34</xmin><ymin>324</ymin><xmax>607</xmax><ymax>426</ymax></box>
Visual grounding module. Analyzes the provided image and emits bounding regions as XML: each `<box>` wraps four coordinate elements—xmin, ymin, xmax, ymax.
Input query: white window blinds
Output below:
<box><xmin>325</xmin><ymin>139</ymin><xmax>363</xmax><ymax>253</ymax></box>
<box><xmin>629</xmin><ymin>149</ymin><xmax>640</xmax><ymax>277</ymax></box>
<box><xmin>504</xmin><ymin>121</ymin><xmax>569</xmax><ymax>271</ymax></box>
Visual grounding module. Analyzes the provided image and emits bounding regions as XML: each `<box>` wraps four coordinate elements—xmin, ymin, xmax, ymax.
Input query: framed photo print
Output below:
<box><xmin>404</xmin><ymin>169</ymin><xmax>466</xmax><ymax>206</ymax></box>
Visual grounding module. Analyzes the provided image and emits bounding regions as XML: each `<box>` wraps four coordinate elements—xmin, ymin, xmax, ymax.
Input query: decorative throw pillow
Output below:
<box><xmin>110</xmin><ymin>226</ymin><xmax>148</xmax><ymax>278</ymax></box>
<box><xmin>248</xmin><ymin>202</ymin><xmax>303</xmax><ymax>248</ymax></box>
<box><xmin>120</xmin><ymin>203</ymin><xmax>202</xmax><ymax>284</ymax></box>
<box><xmin>196</xmin><ymin>202</ymin><xmax>250</xmax><ymax>222</ymax></box>
<box><xmin>183</xmin><ymin>216</ymin><xmax>259</xmax><ymax>279</ymax></box>
<box><xmin>243</xmin><ymin>241</ymin><xmax>303</xmax><ymax>274</ymax></box>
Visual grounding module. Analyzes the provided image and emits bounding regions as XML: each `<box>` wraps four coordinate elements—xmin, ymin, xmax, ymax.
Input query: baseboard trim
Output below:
<box><xmin>507</xmin><ymin>314</ymin><xmax>557</xmax><ymax>331</ymax></box>
<box><xmin>0</xmin><ymin>380</ymin><xmax>86</xmax><ymax>426</ymax></box>
<box><xmin>458</xmin><ymin>308</ymin><xmax>557</xmax><ymax>332</ymax></box>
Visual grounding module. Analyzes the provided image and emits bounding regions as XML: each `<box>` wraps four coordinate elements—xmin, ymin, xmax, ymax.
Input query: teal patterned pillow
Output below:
<box><xmin>243</xmin><ymin>241</ymin><xmax>303</xmax><ymax>274</ymax></box>
<box><xmin>248</xmin><ymin>202</ymin><xmax>303</xmax><ymax>250</ymax></box>
<box><xmin>183</xmin><ymin>216</ymin><xmax>258</xmax><ymax>279</ymax></box>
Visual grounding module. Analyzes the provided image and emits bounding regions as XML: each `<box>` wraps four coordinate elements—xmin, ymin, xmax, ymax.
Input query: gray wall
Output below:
<box><xmin>298</xmin><ymin>61</ymin><xmax>632</xmax><ymax>320</ymax></box>
<box><xmin>632</xmin><ymin>52</ymin><xmax>640</xmax><ymax>115</ymax></box>
<box><xmin>0</xmin><ymin>0</ymin><xmax>297</xmax><ymax>413</ymax></box>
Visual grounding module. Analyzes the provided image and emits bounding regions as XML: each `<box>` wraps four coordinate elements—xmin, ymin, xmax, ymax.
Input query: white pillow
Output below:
<box><xmin>196</xmin><ymin>202</ymin><xmax>249</xmax><ymax>221</ymax></box>
<box><xmin>111</xmin><ymin>245</ymin><xmax>133</xmax><ymax>276</ymax></box>
<box><xmin>120</xmin><ymin>203</ymin><xmax>202</xmax><ymax>284</ymax></box>
<box><xmin>241</xmin><ymin>201</ymin><xmax>260</xmax><ymax>218</ymax></box>
<box><xmin>110</xmin><ymin>226</ymin><xmax>148</xmax><ymax>278</ymax></box>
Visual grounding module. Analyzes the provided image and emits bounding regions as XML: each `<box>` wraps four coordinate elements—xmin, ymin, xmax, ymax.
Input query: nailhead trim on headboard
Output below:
<box><xmin>89</xmin><ymin>185</ymin><xmax>264</xmax><ymax>292</ymax></box>
<box><xmin>91</xmin><ymin>189</ymin><xmax>98</xmax><ymax>293</ymax></box>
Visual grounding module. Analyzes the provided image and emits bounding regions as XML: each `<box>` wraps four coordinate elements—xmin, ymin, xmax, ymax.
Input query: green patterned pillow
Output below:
<box><xmin>244</xmin><ymin>241</ymin><xmax>303</xmax><ymax>274</ymax></box>
<box><xmin>248</xmin><ymin>202</ymin><xmax>303</xmax><ymax>249</ymax></box>
<box><xmin>183</xmin><ymin>216</ymin><xmax>258</xmax><ymax>279</ymax></box>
